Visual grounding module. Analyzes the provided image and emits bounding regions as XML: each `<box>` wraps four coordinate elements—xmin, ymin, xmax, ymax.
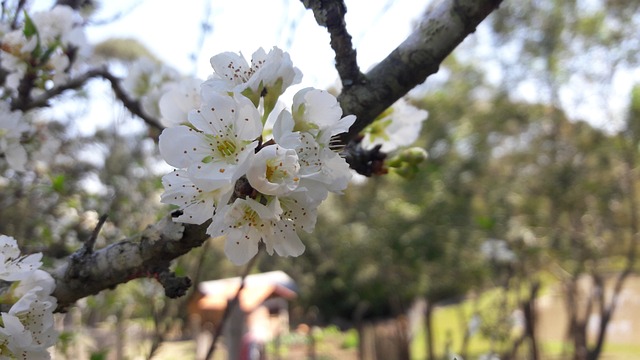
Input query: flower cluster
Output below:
<box><xmin>360</xmin><ymin>98</ymin><xmax>429</xmax><ymax>179</ymax></box>
<box><xmin>0</xmin><ymin>102</ymin><xmax>30</xmax><ymax>171</ymax></box>
<box><xmin>361</xmin><ymin>98</ymin><xmax>428</xmax><ymax>153</ymax></box>
<box><xmin>121</xmin><ymin>58</ymin><xmax>185</xmax><ymax>122</ymax></box>
<box><xmin>159</xmin><ymin>47</ymin><xmax>355</xmax><ymax>265</ymax></box>
<box><xmin>0</xmin><ymin>5</ymin><xmax>89</xmax><ymax>98</ymax></box>
<box><xmin>0</xmin><ymin>235</ymin><xmax>58</xmax><ymax>359</ymax></box>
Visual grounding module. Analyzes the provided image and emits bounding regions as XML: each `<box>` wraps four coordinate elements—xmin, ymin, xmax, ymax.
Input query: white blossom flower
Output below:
<box><xmin>159</xmin><ymin>77</ymin><xmax>202</xmax><ymax>127</ymax></box>
<box><xmin>0</xmin><ymin>235</ymin><xmax>43</xmax><ymax>281</ymax></box>
<box><xmin>0</xmin><ymin>102</ymin><xmax>29</xmax><ymax>171</ymax></box>
<box><xmin>274</xmin><ymin>108</ymin><xmax>353</xmax><ymax>203</ymax></box>
<box><xmin>30</xmin><ymin>5</ymin><xmax>85</xmax><ymax>48</ymax></box>
<box><xmin>158</xmin><ymin>47</ymin><xmax>356</xmax><ymax>266</ymax></box>
<box><xmin>159</xmin><ymin>92</ymin><xmax>262</xmax><ymax>190</ymax></box>
<box><xmin>203</xmin><ymin>46</ymin><xmax>302</xmax><ymax>114</ymax></box>
<box><xmin>0</xmin><ymin>5</ymin><xmax>89</xmax><ymax>93</ymax></box>
<box><xmin>289</xmin><ymin>88</ymin><xmax>356</xmax><ymax>146</ymax></box>
<box><xmin>246</xmin><ymin>144</ymin><xmax>300</xmax><ymax>196</ymax></box>
<box><xmin>13</xmin><ymin>269</ymin><xmax>56</xmax><ymax>299</ymax></box>
<box><xmin>0</xmin><ymin>235</ymin><xmax>57</xmax><ymax>360</ymax></box>
<box><xmin>122</xmin><ymin>58</ymin><xmax>181</xmax><ymax>118</ymax></box>
<box><xmin>278</xmin><ymin>192</ymin><xmax>317</xmax><ymax>233</ymax></box>
<box><xmin>480</xmin><ymin>239</ymin><xmax>517</xmax><ymax>263</ymax></box>
<box><xmin>160</xmin><ymin>169</ymin><xmax>232</xmax><ymax>225</ymax></box>
<box><xmin>0</xmin><ymin>290</ymin><xmax>57</xmax><ymax>359</ymax></box>
<box><xmin>361</xmin><ymin>98</ymin><xmax>428</xmax><ymax>152</ymax></box>
<box><xmin>0</xmin><ymin>30</ymin><xmax>30</xmax><ymax>95</ymax></box>
<box><xmin>208</xmin><ymin>197</ymin><xmax>305</xmax><ymax>265</ymax></box>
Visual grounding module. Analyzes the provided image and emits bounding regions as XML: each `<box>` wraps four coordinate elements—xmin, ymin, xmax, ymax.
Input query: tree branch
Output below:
<box><xmin>334</xmin><ymin>0</ymin><xmax>503</xmax><ymax>143</ymax></box>
<box><xmin>302</xmin><ymin>0</ymin><xmax>364</xmax><ymax>89</ymax></box>
<box><xmin>52</xmin><ymin>213</ymin><xmax>208</xmax><ymax>311</ymax></box>
<box><xmin>12</xmin><ymin>67</ymin><xmax>164</xmax><ymax>131</ymax></box>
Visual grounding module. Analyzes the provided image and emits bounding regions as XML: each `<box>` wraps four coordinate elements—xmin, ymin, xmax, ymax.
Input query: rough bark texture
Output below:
<box><xmin>334</xmin><ymin>0</ymin><xmax>502</xmax><ymax>142</ymax></box>
<box><xmin>50</xmin><ymin>0</ymin><xmax>503</xmax><ymax>309</ymax></box>
<box><xmin>52</xmin><ymin>215</ymin><xmax>209</xmax><ymax>310</ymax></box>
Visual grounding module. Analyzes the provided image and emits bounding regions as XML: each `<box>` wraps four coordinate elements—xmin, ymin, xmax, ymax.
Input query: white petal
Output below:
<box><xmin>210</xmin><ymin>51</ymin><xmax>251</xmax><ymax>86</ymax></box>
<box><xmin>5</xmin><ymin>142</ymin><xmax>27</xmax><ymax>171</ymax></box>
<box><xmin>158</xmin><ymin>126</ymin><xmax>200</xmax><ymax>168</ymax></box>
<box><xmin>268</xmin><ymin>220</ymin><xmax>305</xmax><ymax>257</ymax></box>
<box><xmin>222</xmin><ymin>228</ymin><xmax>260</xmax><ymax>265</ymax></box>
<box><xmin>188</xmin><ymin>93</ymin><xmax>236</xmax><ymax>135</ymax></box>
<box><xmin>234</xmin><ymin>96</ymin><xmax>263</xmax><ymax>139</ymax></box>
<box><xmin>273</xmin><ymin>110</ymin><xmax>301</xmax><ymax>149</ymax></box>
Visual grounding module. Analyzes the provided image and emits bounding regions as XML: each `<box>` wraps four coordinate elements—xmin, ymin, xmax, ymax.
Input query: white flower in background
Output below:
<box><xmin>159</xmin><ymin>77</ymin><xmax>202</xmax><ymax>127</ymax></box>
<box><xmin>0</xmin><ymin>30</ymin><xmax>30</xmax><ymax>94</ymax></box>
<box><xmin>208</xmin><ymin>197</ymin><xmax>305</xmax><ymax>265</ymax></box>
<box><xmin>0</xmin><ymin>235</ymin><xmax>43</xmax><ymax>282</ymax></box>
<box><xmin>159</xmin><ymin>92</ymin><xmax>262</xmax><ymax>190</ymax></box>
<box><xmin>30</xmin><ymin>5</ymin><xmax>86</xmax><ymax>50</ymax></box>
<box><xmin>0</xmin><ymin>102</ymin><xmax>30</xmax><ymax>171</ymax></box>
<box><xmin>361</xmin><ymin>98</ymin><xmax>428</xmax><ymax>152</ymax></box>
<box><xmin>0</xmin><ymin>237</ymin><xmax>44</xmax><ymax>283</ymax></box>
<box><xmin>246</xmin><ymin>145</ymin><xmax>300</xmax><ymax>196</ymax></box>
<box><xmin>480</xmin><ymin>238</ymin><xmax>517</xmax><ymax>264</ymax></box>
<box><xmin>0</xmin><ymin>234</ymin><xmax>58</xmax><ymax>359</ymax></box>
<box><xmin>203</xmin><ymin>46</ymin><xmax>302</xmax><ymax>116</ymax></box>
<box><xmin>122</xmin><ymin>58</ymin><xmax>181</xmax><ymax>118</ymax></box>
<box><xmin>160</xmin><ymin>169</ymin><xmax>232</xmax><ymax>225</ymax></box>
<box><xmin>0</xmin><ymin>5</ymin><xmax>89</xmax><ymax>94</ymax></box>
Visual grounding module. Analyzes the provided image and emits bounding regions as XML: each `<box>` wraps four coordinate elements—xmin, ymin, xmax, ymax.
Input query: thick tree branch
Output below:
<box><xmin>332</xmin><ymin>0</ymin><xmax>502</xmax><ymax>143</ymax></box>
<box><xmin>52</xmin><ymin>214</ymin><xmax>209</xmax><ymax>311</ymax></box>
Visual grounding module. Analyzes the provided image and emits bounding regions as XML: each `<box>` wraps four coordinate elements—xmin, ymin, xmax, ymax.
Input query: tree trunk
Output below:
<box><xmin>223</xmin><ymin>304</ymin><xmax>247</xmax><ymax>360</ymax></box>
<box><xmin>358</xmin><ymin>318</ymin><xmax>410</xmax><ymax>360</ymax></box>
<box><xmin>524</xmin><ymin>282</ymin><xmax>540</xmax><ymax>360</ymax></box>
<box><xmin>424</xmin><ymin>301</ymin><xmax>435</xmax><ymax>360</ymax></box>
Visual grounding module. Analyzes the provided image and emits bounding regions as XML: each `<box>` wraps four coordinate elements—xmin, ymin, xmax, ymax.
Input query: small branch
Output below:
<box><xmin>10</xmin><ymin>0</ymin><xmax>27</xmax><ymax>29</ymax></box>
<box><xmin>206</xmin><ymin>253</ymin><xmax>259</xmax><ymax>360</ymax></box>
<box><xmin>99</xmin><ymin>69</ymin><xmax>164</xmax><ymax>131</ymax></box>
<box><xmin>85</xmin><ymin>0</ymin><xmax>144</xmax><ymax>26</ymax></box>
<box><xmin>335</xmin><ymin>0</ymin><xmax>503</xmax><ymax>143</ymax></box>
<box><xmin>83</xmin><ymin>213</ymin><xmax>108</xmax><ymax>255</ymax></box>
<box><xmin>302</xmin><ymin>0</ymin><xmax>364</xmax><ymax>89</ymax></box>
<box><xmin>12</xmin><ymin>67</ymin><xmax>164</xmax><ymax>131</ymax></box>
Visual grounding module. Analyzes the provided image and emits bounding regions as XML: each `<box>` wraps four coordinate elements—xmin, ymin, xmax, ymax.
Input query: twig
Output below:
<box><xmin>205</xmin><ymin>253</ymin><xmax>260</xmax><ymax>360</ymax></box>
<box><xmin>12</xmin><ymin>67</ymin><xmax>164</xmax><ymax>131</ymax></box>
<box><xmin>301</xmin><ymin>0</ymin><xmax>364</xmax><ymax>89</ymax></box>
<box><xmin>10</xmin><ymin>0</ymin><xmax>27</xmax><ymax>29</ymax></box>
<box><xmin>84</xmin><ymin>213</ymin><xmax>108</xmax><ymax>254</ymax></box>
<box><xmin>99</xmin><ymin>69</ymin><xmax>164</xmax><ymax>131</ymax></box>
<box><xmin>85</xmin><ymin>0</ymin><xmax>144</xmax><ymax>26</ymax></box>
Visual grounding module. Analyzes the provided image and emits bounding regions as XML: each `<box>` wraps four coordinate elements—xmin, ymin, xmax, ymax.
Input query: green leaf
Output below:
<box><xmin>51</xmin><ymin>174</ymin><xmax>66</xmax><ymax>193</ymax></box>
<box><xmin>22</xmin><ymin>11</ymin><xmax>38</xmax><ymax>38</ymax></box>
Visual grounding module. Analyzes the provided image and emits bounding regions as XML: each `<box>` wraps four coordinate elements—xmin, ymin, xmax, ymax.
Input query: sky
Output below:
<box><xmin>83</xmin><ymin>0</ymin><xmax>434</xmax><ymax>90</ymax></box>
<box><xmin>30</xmin><ymin>0</ymin><xmax>640</xmax><ymax>134</ymax></box>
